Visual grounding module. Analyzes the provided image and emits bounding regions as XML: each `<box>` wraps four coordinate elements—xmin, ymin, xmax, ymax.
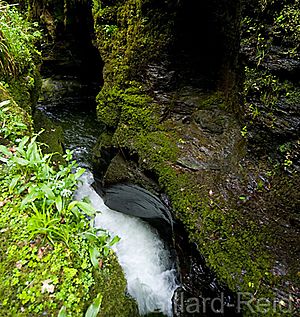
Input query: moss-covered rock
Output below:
<box><xmin>91</xmin><ymin>1</ymin><xmax>299</xmax><ymax>314</ymax></box>
<box><xmin>33</xmin><ymin>109</ymin><xmax>65</xmax><ymax>162</ymax></box>
<box><xmin>94</xmin><ymin>254</ymin><xmax>139</xmax><ymax>317</ymax></box>
<box><xmin>0</xmin><ymin>83</ymin><xmax>33</xmax><ymax>144</ymax></box>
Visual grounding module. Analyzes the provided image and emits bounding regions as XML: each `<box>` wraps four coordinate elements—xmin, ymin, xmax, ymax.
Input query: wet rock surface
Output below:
<box><xmin>103</xmin><ymin>183</ymin><xmax>173</xmax><ymax>226</ymax></box>
<box><xmin>97</xmin><ymin>78</ymin><xmax>300</xmax><ymax>313</ymax></box>
<box><xmin>173</xmin><ymin>224</ymin><xmax>242</xmax><ymax>317</ymax></box>
<box><xmin>241</xmin><ymin>44</ymin><xmax>300</xmax><ymax>80</ymax></box>
<box><xmin>91</xmin><ymin>0</ymin><xmax>300</xmax><ymax>314</ymax></box>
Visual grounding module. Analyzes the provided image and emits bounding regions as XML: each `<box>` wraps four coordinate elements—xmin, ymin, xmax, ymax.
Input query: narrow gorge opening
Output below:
<box><xmin>41</xmin><ymin>0</ymin><xmax>104</xmax><ymax>87</ymax></box>
<box><xmin>170</xmin><ymin>0</ymin><xmax>239</xmax><ymax>92</ymax></box>
<box><xmin>35</xmin><ymin>0</ymin><xmax>105</xmax><ymax>167</ymax></box>
<box><xmin>35</xmin><ymin>1</ymin><xmax>242</xmax><ymax>316</ymax></box>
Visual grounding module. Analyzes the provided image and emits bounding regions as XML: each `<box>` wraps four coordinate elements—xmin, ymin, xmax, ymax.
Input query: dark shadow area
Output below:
<box><xmin>42</xmin><ymin>0</ymin><xmax>104</xmax><ymax>86</ymax></box>
<box><xmin>173</xmin><ymin>221</ymin><xmax>242</xmax><ymax>317</ymax></box>
<box><xmin>169</xmin><ymin>0</ymin><xmax>240</xmax><ymax>91</ymax></box>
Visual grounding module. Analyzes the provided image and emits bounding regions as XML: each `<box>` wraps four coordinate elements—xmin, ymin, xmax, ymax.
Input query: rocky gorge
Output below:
<box><xmin>1</xmin><ymin>0</ymin><xmax>299</xmax><ymax>316</ymax></box>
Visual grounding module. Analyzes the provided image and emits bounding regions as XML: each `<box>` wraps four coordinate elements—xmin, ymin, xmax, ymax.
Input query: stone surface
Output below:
<box><xmin>91</xmin><ymin>0</ymin><xmax>300</xmax><ymax>311</ymax></box>
<box><xmin>104</xmin><ymin>183</ymin><xmax>173</xmax><ymax>224</ymax></box>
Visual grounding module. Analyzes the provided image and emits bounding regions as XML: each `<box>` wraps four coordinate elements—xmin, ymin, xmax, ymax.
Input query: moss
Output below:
<box><xmin>96</xmin><ymin>84</ymin><xmax>157</xmax><ymax>129</ymax></box>
<box><xmin>92</xmin><ymin>0</ymin><xmax>176</xmax><ymax>130</ymax></box>
<box><xmin>0</xmin><ymin>207</ymin><xmax>137</xmax><ymax>316</ymax></box>
<box><xmin>92</xmin><ymin>0</ymin><xmax>175</xmax><ymax>85</ymax></box>
<box><xmin>6</xmin><ymin>67</ymin><xmax>42</xmax><ymax>114</ymax></box>
<box><xmin>90</xmin><ymin>0</ymin><xmax>298</xmax><ymax>314</ymax></box>
<box><xmin>0</xmin><ymin>83</ymin><xmax>33</xmax><ymax>144</ymax></box>
<box><xmin>0</xmin><ymin>105</ymin><xmax>139</xmax><ymax>316</ymax></box>
<box><xmin>33</xmin><ymin>109</ymin><xmax>65</xmax><ymax>163</ymax></box>
<box><xmin>93</xmin><ymin>102</ymin><xmax>290</xmax><ymax>311</ymax></box>
<box><xmin>94</xmin><ymin>254</ymin><xmax>139</xmax><ymax>317</ymax></box>
<box><xmin>145</xmin><ymin>162</ymin><xmax>277</xmax><ymax>303</ymax></box>
<box><xmin>0</xmin><ymin>3</ymin><xmax>140</xmax><ymax>314</ymax></box>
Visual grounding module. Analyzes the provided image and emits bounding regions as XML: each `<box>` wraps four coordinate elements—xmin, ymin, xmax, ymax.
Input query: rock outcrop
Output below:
<box><xmin>91</xmin><ymin>0</ymin><xmax>300</xmax><ymax>313</ymax></box>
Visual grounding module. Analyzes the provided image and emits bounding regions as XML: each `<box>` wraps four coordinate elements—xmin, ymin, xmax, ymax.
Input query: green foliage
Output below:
<box><xmin>0</xmin><ymin>133</ymin><xmax>119</xmax><ymax>261</ymax></box>
<box><xmin>0</xmin><ymin>28</ymin><xmax>17</xmax><ymax>77</ymax></box>
<box><xmin>0</xmin><ymin>2</ymin><xmax>42</xmax><ymax>112</ymax></box>
<box><xmin>0</xmin><ymin>1</ymin><xmax>42</xmax><ymax>78</ymax></box>
<box><xmin>0</xmin><ymin>99</ymin><xmax>29</xmax><ymax>143</ymax></box>
<box><xmin>244</xmin><ymin>67</ymin><xmax>283</xmax><ymax>109</ymax></box>
<box><xmin>59</xmin><ymin>293</ymin><xmax>103</xmax><ymax>317</ymax></box>
<box><xmin>272</xmin><ymin>1</ymin><xmax>300</xmax><ymax>54</ymax></box>
<box><xmin>241</xmin><ymin>1</ymin><xmax>299</xmax><ymax>124</ymax></box>
<box><xmin>85</xmin><ymin>293</ymin><xmax>103</xmax><ymax>317</ymax></box>
<box><xmin>241</xmin><ymin>0</ymin><xmax>300</xmax><ymax>63</ymax></box>
<box><xmin>0</xmin><ymin>130</ymin><xmax>135</xmax><ymax>315</ymax></box>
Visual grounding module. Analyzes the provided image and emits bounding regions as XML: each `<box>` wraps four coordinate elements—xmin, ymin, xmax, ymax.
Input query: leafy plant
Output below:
<box><xmin>0</xmin><ymin>134</ymin><xmax>120</xmax><ymax>264</ymax></box>
<box><xmin>0</xmin><ymin>1</ymin><xmax>42</xmax><ymax>78</ymax></box>
<box><xmin>0</xmin><ymin>29</ymin><xmax>17</xmax><ymax>77</ymax></box>
<box><xmin>58</xmin><ymin>293</ymin><xmax>103</xmax><ymax>317</ymax></box>
<box><xmin>85</xmin><ymin>293</ymin><xmax>103</xmax><ymax>317</ymax></box>
<box><xmin>27</xmin><ymin>202</ymin><xmax>69</xmax><ymax>245</ymax></box>
<box><xmin>0</xmin><ymin>99</ymin><xmax>28</xmax><ymax>143</ymax></box>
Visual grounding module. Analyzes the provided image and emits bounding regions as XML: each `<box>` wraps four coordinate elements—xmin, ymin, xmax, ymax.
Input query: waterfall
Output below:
<box><xmin>75</xmin><ymin>171</ymin><xmax>179</xmax><ymax>316</ymax></box>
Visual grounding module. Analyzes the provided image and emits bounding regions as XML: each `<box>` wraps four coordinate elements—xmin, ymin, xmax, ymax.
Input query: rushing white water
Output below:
<box><xmin>75</xmin><ymin>171</ymin><xmax>178</xmax><ymax>316</ymax></box>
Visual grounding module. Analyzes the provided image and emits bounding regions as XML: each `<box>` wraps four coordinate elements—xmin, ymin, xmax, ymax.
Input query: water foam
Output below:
<box><xmin>75</xmin><ymin>172</ymin><xmax>178</xmax><ymax>316</ymax></box>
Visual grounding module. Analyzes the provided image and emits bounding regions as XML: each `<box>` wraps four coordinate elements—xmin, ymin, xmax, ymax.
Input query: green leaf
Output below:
<box><xmin>103</xmin><ymin>246</ymin><xmax>109</xmax><ymax>257</ymax></box>
<box><xmin>82</xmin><ymin>231</ymin><xmax>99</xmax><ymax>243</ymax></box>
<box><xmin>9</xmin><ymin>175</ymin><xmax>21</xmax><ymax>193</ymax></box>
<box><xmin>55</xmin><ymin>195</ymin><xmax>63</xmax><ymax>212</ymax></box>
<box><xmin>0</xmin><ymin>145</ymin><xmax>11</xmax><ymax>157</ymax></box>
<box><xmin>27</xmin><ymin>141</ymin><xmax>40</xmax><ymax>162</ymax></box>
<box><xmin>109</xmin><ymin>235</ymin><xmax>121</xmax><ymax>246</ymax></box>
<box><xmin>58</xmin><ymin>306</ymin><xmax>67</xmax><ymax>317</ymax></box>
<box><xmin>0</xmin><ymin>100</ymin><xmax>10</xmax><ymax>108</ymax></box>
<box><xmin>14</xmin><ymin>122</ymin><xmax>27</xmax><ymax>128</ymax></box>
<box><xmin>0</xmin><ymin>157</ymin><xmax>8</xmax><ymax>163</ymax></box>
<box><xmin>68</xmin><ymin>201</ymin><xmax>96</xmax><ymax>216</ymax></box>
<box><xmin>85</xmin><ymin>293</ymin><xmax>102</xmax><ymax>317</ymax></box>
<box><xmin>68</xmin><ymin>201</ymin><xmax>78</xmax><ymax>211</ymax></box>
<box><xmin>14</xmin><ymin>157</ymin><xmax>29</xmax><ymax>166</ymax></box>
<box><xmin>89</xmin><ymin>246</ymin><xmax>100</xmax><ymax>268</ymax></box>
<box><xmin>17</xmin><ymin>136</ymin><xmax>29</xmax><ymax>155</ymax></box>
<box><xmin>41</xmin><ymin>184</ymin><xmax>55</xmax><ymax>201</ymax></box>
<box><xmin>76</xmin><ymin>201</ymin><xmax>96</xmax><ymax>216</ymax></box>
<box><xmin>74</xmin><ymin>168</ymin><xmax>85</xmax><ymax>180</ymax></box>
<box><xmin>21</xmin><ymin>191</ymin><xmax>39</xmax><ymax>209</ymax></box>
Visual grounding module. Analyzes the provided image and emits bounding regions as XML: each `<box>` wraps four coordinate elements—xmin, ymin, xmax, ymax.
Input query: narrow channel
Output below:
<box><xmin>35</xmin><ymin>75</ymin><xmax>240</xmax><ymax>317</ymax></box>
<box><xmin>34</xmin><ymin>7</ymin><xmax>240</xmax><ymax>312</ymax></box>
<box><xmin>35</xmin><ymin>75</ymin><xmax>179</xmax><ymax>316</ymax></box>
<box><xmin>76</xmin><ymin>171</ymin><xmax>178</xmax><ymax>316</ymax></box>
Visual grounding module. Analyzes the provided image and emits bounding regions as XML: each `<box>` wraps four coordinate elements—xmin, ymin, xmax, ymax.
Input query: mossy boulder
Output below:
<box><xmin>0</xmin><ymin>83</ymin><xmax>33</xmax><ymax>145</ymax></box>
<box><xmin>33</xmin><ymin>109</ymin><xmax>65</xmax><ymax>162</ymax></box>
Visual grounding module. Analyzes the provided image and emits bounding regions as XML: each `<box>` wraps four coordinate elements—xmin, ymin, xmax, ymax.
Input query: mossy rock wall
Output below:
<box><xmin>91</xmin><ymin>1</ymin><xmax>299</xmax><ymax>314</ymax></box>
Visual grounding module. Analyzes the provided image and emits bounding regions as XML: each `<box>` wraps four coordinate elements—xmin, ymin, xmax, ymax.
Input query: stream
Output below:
<box><xmin>76</xmin><ymin>171</ymin><xmax>178</xmax><ymax>316</ymax></box>
<box><xmin>36</xmin><ymin>75</ymin><xmax>240</xmax><ymax>317</ymax></box>
<box><xmin>36</xmin><ymin>76</ymin><xmax>179</xmax><ymax>316</ymax></box>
